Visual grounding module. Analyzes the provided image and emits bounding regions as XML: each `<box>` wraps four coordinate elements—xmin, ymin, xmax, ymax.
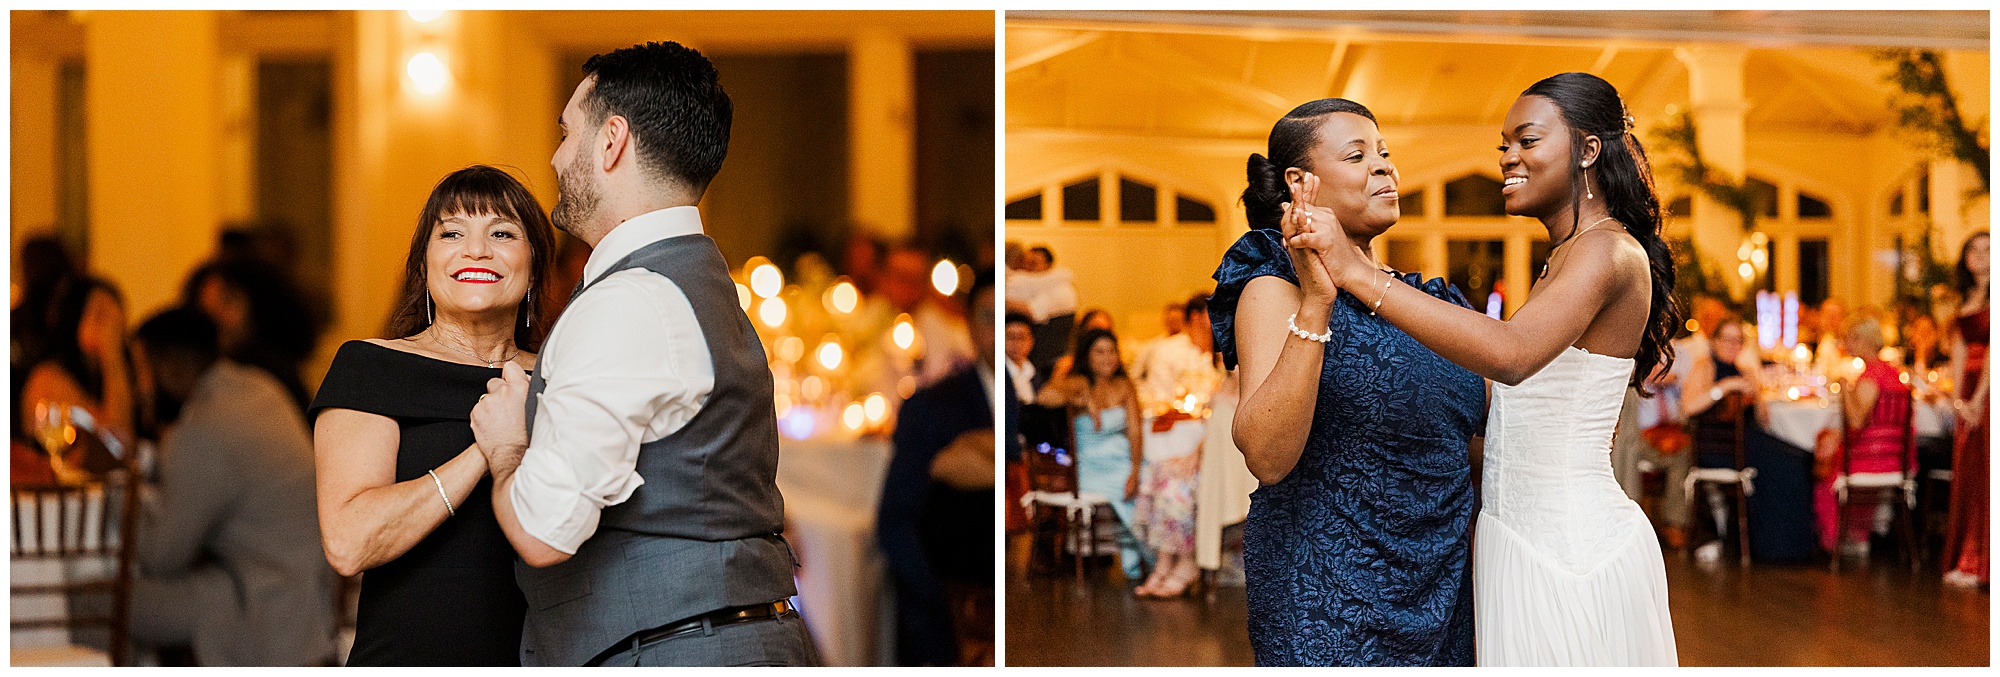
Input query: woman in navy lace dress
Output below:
<box><xmin>1209</xmin><ymin>98</ymin><xmax>1483</xmax><ymax>666</ymax></box>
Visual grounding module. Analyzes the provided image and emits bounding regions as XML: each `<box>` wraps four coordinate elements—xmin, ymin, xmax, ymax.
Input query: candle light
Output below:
<box><xmin>817</xmin><ymin>336</ymin><xmax>844</xmax><ymax>370</ymax></box>
<box><xmin>931</xmin><ymin>260</ymin><xmax>959</xmax><ymax>296</ymax></box>
<box><xmin>825</xmin><ymin>279</ymin><xmax>860</xmax><ymax>314</ymax></box>
<box><xmin>748</xmin><ymin>258</ymin><xmax>783</xmax><ymax>299</ymax></box>
<box><xmin>758</xmin><ymin>297</ymin><xmax>788</xmax><ymax>328</ymax></box>
<box><xmin>777</xmin><ymin>336</ymin><xmax>805</xmax><ymax>363</ymax></box>
<box><xmin>892</xmin><ymin>314</ymin><xmax>915</xmax><ymax>351</ymax></box>
<box><xmin>864</xmin><ymin>393</ymin><xmax>887</xmax><ymax>424</ymax></box>
<box><xmin>842</xmin><ymin>403</ymin><xmax>865</xmax><ymax>431</ymax></box>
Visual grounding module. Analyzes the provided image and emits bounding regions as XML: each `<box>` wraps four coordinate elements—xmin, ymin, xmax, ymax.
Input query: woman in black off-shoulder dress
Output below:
<box><xmin>310</xmin><ymin>166</ymin><xmax>557</xmax><ymax>666</ymax></box>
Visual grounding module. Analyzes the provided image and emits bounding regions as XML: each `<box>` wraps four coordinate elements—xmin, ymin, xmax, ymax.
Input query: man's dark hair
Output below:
<box><xmin>1004</xmin><ymin>312</ymin><xmax>1033</xmax><ymax>328</ymax></box>
<box><xmin>135</xmin><ymin>307</ymin><xmax>221</xmax><ymax>372</ymax></box>
<box><xmin>1028</xmin><ymin>246</ymin><xmax>1054</xmax><ymax>266</ymax></box>
<box><xmin>1183</xmin><ymin>295</ymin><xmax>1209</xmax><ymax>320</ymax></box>
<box><xmin>965</xmin><ymin>268</ymin><xmax>994</xmax><ymax>318</ymax></box>
<box><xmin>581</xmin><ymin>41</ymin><xmax>733</xmax><ymax>194</ymax></box>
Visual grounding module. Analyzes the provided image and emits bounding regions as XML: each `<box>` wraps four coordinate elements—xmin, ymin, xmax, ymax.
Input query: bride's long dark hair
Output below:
<box><xmin>1520</xmin><ymin>73</ymin><xmax>1680</xmax><ymax>392</ymax></box>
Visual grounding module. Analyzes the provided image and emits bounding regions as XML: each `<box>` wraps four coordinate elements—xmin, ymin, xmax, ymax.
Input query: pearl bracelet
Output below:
<box><xmin>1287</xmin><ymin>313</ymin><xmax>1332</xmax><ymax>343</ymax></box>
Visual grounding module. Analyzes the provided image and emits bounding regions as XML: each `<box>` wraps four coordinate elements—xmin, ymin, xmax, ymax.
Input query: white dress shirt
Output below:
<box><xmin>1006</xmin><ymin>358</ymin><xmax>1038</xmax><ymax>404</ymax></box>
<box><xmin>510</xmin><ymin>206</ymin><xmax>714</xmax><ymax>554</ymax></box>
<box><xmin>1004</xmin><ymin>267</ymin><xmax>1079</xmax><ymax>322</ymax></box>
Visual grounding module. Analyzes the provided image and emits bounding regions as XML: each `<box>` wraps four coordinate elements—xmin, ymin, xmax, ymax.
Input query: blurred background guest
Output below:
<box><xmin>1007</xmin><ymin>244</ymin><xmax>1080</xmax><ymax>376</ymax></box>
<box><xmin>1944</xmin><ymin>231</ymin><xmax>1988</xmax><ymax>588</ymax></box>
<box><xmin>19</xmin><ymin>276</ymin><xmax>136</xmax><ymax>455</ymax></box>
<box><xmin>180</xmin><ymin>258</ymin><xmax>326</xmax><ymax>411</ymax></box>
<box><xmin>1132</xmin><ymin>294</ymin><xmax>1220</xmax><ymax>598</ymax></box>
<box><xmin>1003</xmin><ymin>311</ymin><xmax>1037</xmax><ymax>534</ymax></box>
<box><xmin>1039</xmin><ymin>327</ymin><xmax>1149</xmax><ymax>583</ymax></box>
<box><xmin>877</xmin><ymin>272</ymin><xmax>996</xmax><ymax>666</ymax></box>
<box><xmin>128</xmin><ymin>307</ymin><xmax>334</xmax><ymax>666</ymax></box>
<box><xmin>10</xmin><ymin>236</ymin><xmax>81</xmax><ymax>387</ymax></box>
<box><xmin>1816</xmin><ymin>318</ymin><xmax>1912</xmax><ymax>555</ymax></box>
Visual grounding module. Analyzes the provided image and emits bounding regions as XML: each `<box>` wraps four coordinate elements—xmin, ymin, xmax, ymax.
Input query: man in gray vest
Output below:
<box><xmin>470</xmin><ymin>41</ymin><xmax>818</xmax><ymax>667</ymax></box>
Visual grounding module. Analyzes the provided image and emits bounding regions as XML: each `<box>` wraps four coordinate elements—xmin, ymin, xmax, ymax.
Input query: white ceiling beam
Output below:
<box><xmin>1007</xmin><ymin>31</ymin><xmax>1105</xmax><ymax>74</ymax></box>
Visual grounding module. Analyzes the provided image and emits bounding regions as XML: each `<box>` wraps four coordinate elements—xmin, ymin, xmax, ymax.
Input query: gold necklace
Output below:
<box><xmin>427</xmin><ymin>327</ymin><xmax>518</xmax><ymax>368</ymax></box>
<box><xmin>1539</xmin><ymin>216</ymin><xmax>1619</xmax><ymax>279</ymax></box>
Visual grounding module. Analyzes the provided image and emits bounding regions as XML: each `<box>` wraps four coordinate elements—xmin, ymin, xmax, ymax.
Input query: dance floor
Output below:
<box><xmin>1003</xmin><ymin>534</ymin><xmax>1990</xmax><ymax>667</ymax></box>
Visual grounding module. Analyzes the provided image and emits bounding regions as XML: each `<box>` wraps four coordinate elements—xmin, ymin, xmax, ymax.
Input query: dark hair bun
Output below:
<box><xmin>1243</xmin><ymin>153</ymin><xmax>1287</xmax><ymax>231</ymax></box>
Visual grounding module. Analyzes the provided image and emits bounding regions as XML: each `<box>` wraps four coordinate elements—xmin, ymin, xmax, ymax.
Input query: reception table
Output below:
<box><xmin>775</xmin><ymin>435</ymin><xmax>896</xmax><ymax>667</ymax></box>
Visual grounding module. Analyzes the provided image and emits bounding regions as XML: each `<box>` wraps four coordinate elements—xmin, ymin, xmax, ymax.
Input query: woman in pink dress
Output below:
<box><xmin>1815</xmin><ymin>317</ymin><xmax>1912</xmax><ymax>553</ymax></box>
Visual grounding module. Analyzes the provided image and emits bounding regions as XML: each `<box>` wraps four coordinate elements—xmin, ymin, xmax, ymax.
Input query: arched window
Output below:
<box><xmin>1005</xmin><ymin>171</ymin><xmax>1218</xmax><ymax>226</ymax></box>
<box><xmin>1444</xmin><ymin>175</ymin><xmax>1506</xmax><ymax>217</ymax></box>
<box><xmin>1797</xmin><ymin>191</ymin><xmax>1832</xmax><ymax>219</ymax></box>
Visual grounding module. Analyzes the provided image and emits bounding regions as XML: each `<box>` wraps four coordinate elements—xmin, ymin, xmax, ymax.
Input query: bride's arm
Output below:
<box><xmin>315</xmin><ymin>408</ymin><xmax>488</xmax><ymax>577</ymax></box>
<box><xmin>1303</xmin><ymin>221</ymin><xmax>1622</xmax><ymax>386</ymax></box>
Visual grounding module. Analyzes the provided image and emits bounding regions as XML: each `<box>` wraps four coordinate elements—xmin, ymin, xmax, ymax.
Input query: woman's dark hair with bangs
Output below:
<box><xmin>1069</xmin><ymin>328</ymin><xmax>1128</xmax><ymax>387</ymax></box>
<box><xmin>385</xmin><ymin>165</ymin><xmax>558</xmax><ymax>351</ymax></box>
<box><xmin>1520</xmin><ymin>72</ymin><xmax>1681</xmax><ymax>394</ymax></box>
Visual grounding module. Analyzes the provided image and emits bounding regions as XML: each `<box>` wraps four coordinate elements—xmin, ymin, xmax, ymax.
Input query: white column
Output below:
<box><xmin>1677</xmin><ymin>45</ymin><xmax>1751</xmax><ymax>300</ymax></box>
<box><xmin>848</xmin><ymin>29</ymin><xmax>915</xmax><ymax>239</ymax></box>
<box><xmin>86</xmin><ymin>11</ymin><xmax>221</xmax><ymax>319</ymax></box>
<box><xmin>1099</xmin><ymin>169</ymin><xmax>1119</xmax><ymax>228</ymax></box>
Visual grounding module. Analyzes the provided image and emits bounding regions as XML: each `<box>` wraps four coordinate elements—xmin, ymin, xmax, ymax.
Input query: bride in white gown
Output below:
<box><xmin>1283</xmin><ymin>72</ymin><xmax>1680</xmax><ymax>665</ymax></box>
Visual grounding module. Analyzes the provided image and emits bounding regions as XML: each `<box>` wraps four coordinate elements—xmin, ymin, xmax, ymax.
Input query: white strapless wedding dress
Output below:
<box><xmin>1475</xmin><ymin>346</ymin><xmax>1678</xmax><ymax>666</ymax></box>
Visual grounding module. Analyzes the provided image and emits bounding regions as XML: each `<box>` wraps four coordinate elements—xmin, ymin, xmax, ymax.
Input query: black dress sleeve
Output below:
<box><xmin>308</xmin><ymin>341</ymin><xmax>486</xmax><ymax>426</ymax></box>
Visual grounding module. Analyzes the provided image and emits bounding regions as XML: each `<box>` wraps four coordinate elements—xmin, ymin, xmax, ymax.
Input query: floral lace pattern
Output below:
<box><xmin>1211</xmin><ymin>229</ymin><xmax>1482</xmax><ymax>666</ymax></box>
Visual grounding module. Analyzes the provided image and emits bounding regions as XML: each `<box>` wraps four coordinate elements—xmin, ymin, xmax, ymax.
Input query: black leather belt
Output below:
<box><xmin>585</xmin><ymin>600</ymin><xmax>797</xmax><ymax>665</ymax></box>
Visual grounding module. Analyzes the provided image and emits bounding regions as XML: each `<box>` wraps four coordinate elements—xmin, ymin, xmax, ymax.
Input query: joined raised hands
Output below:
<box><xmin>1279</xmin><ymin>172</ymin><xmax>1341</xmax><ymax>307</ymax></box>
<box><xmin>1281</xmin><ymin>172</ymin><xmax>1380</xmax><ymax>293</ymax></box>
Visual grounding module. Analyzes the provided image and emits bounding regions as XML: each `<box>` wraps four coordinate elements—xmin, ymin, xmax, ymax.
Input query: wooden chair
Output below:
<box><xmin>1830</xmin><ymin>386</ymin><xmax>1919</xmax><ymax>573</ymax></box>
<box><xmin>10</xmin><ymin>438</ymin><xmax>140</xmax><ymax>667</ymax></box>
<box><xmin>1684</xmin><ymin>391</ymin><xmax>1754</xmax><ymax>567</ymax></box>
<box><xmin>1016</xmin><ymin>404</ymin><xmax>1110</xmax><ymax>581</ymax></box>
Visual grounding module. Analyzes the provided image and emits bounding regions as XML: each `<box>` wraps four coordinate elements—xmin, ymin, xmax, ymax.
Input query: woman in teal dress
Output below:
<box><xmin>1211</xmin><ymin>98</ymin><xmax>1482</xmax><ymax>665</ymax></box>
<box><xmin>1038</xmin><ymin>327</ymin><xmax>1151</xmax><ymax>582</ymax></box>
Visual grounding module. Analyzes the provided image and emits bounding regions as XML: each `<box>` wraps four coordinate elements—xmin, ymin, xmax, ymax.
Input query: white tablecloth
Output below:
<box><xmin>1191</xmin><ymin>380</ymin><xmax>1257</xmax><ymax>571</ymax></box>
<box><xmin>1761</xmin><ymin>398</ymin><xmax>1953</xmax><ymax>451</ymax></box>
<box><xmin>774</xmin><ymin>435</ymin><xmax>895</xmax><ymax>667</ymax></box>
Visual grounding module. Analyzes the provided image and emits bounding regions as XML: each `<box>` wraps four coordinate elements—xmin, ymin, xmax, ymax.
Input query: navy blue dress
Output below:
<box><xmin>1209</xmin><ymin>230</ymin><xmax>1482</xmax><ymax>666</ymax></box>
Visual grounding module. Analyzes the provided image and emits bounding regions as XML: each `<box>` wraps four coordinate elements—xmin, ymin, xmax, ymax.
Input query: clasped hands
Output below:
<box><xmin>469</xmin><ymin>361</ymin><xmax>532</xmax><ymax>477</ymax></box>
<box><xmin>1278</xmin><ymin>171</ymin><xmax>1384</xmax><ymax>306</ymax></box>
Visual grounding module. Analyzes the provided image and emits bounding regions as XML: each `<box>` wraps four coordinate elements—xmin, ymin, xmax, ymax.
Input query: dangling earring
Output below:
<box><xmin>425</xmin><ymin>290</ymin><xmax>434</xmax><ymax>325</ymax></box>
<box><xmin>1583</xmin><ymin>163</ymin><xmax>1594</xmax><ymax>200</ymax></box>
<box><xmin>525</xmin><ymin>289</ymin><xmax>533</xmax><ymax>328</ymax></box>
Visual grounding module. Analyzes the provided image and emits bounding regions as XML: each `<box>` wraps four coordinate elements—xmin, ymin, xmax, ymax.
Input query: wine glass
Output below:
<box><xmin>32</xmin><ymin>401</ymin><xmax>89</xmax><ymax>486</ymax></box>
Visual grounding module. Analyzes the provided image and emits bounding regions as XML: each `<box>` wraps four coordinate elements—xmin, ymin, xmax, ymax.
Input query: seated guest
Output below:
<box><xmin>1006</xmin><ymin>245</ymin><xmax>1079</xmax><ymax>376</ymax></box>
<box><xmin>1132</xmin><ymin>296</ymin><xmax>1221</xmax><ymax>416</ymax></box>
<box><xmin>1816</xmin><ymin>317</ymin><xmax>1913</xmax><ymax>555</ymax></box>
<box><xmin>128</xmin><ymin>308</ymin><xmax>334</xmax><ymax>665</ymax></box>
<box><xmin>19</xmin><ymin>276</ymin><xmax>135</xmax><ymax>454</ymax></box>
<box><xmin>1004</xmin><ymin>312</ymin><xmax>1037</xmax><ymax>533</ymax></box>
<box><xmin>877</xmin><ymin>272</ymin><xmax>996</xmax><ymax>666</ymax></box>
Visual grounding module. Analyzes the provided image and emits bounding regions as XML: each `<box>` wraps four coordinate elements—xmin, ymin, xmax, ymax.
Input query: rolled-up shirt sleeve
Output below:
<box><xmin>510</xmin><ymin>270</ymin><xmax>713</xmax><ymax>554</ymax></box>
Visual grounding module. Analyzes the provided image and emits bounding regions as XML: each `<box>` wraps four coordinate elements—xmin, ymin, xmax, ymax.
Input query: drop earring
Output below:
<box><xmin>1583</xmin><ymin>163</ymin><xmax>1594</xmax><ymax>200</ymax></box>
<box><xmin>525</xmin><ymin>290</ymin><xmax>533</xmax><ymax>328</ymax></box>
<box><xmin>425</xmin><ymin>290</ymin><xmax>434</xmax><ymax>325</ymax></box>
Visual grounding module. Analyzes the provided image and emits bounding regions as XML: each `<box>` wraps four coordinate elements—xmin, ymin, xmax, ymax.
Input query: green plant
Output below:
<box><xmin>1874</xmin><ymin>49</ymin><xmax>1989</xmax><ymax>195</ymax></box>
<box><xmin>1653</xmin><ymin>111</ymin><xmax>1759</xmax><ymax>234</ymax></box>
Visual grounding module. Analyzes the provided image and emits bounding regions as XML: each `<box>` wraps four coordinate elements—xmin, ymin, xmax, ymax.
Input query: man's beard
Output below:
<box><xmin>550</xmin><ymin>151</ymin><xmax>601</xmax><ymax>237</ymax></box>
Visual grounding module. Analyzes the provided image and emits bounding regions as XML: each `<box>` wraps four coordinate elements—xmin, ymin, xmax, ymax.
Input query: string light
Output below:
<box><xmin>931</xmin><ymin>260</ymin><xmax>958</xmax><ymax>296</ymax></box>
<box><xmin>825</xmin><ymin>280</ymin><xmax>860</xmax><ymax>314</ymax></box>
<box><xmin>758</xmin><ymin>297</ymin><xmax>787</xmax><ymax>328</ymax></box>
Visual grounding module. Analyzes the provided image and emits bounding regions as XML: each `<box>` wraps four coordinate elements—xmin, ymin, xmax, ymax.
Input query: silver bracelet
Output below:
<box><xmin>1287</xmin><ymin>313</ymin><xmax>1332</xmax><ymax>343</ymax></box>
<box><xmin>427</xmin><ymin>469</ymin><xmax>456</xmax><ymax>517</ymax></box>
<box><xmin>1370</xmin><ymin>275</ymin><xmax>1393</xmax><ymax>316</ymax></box>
